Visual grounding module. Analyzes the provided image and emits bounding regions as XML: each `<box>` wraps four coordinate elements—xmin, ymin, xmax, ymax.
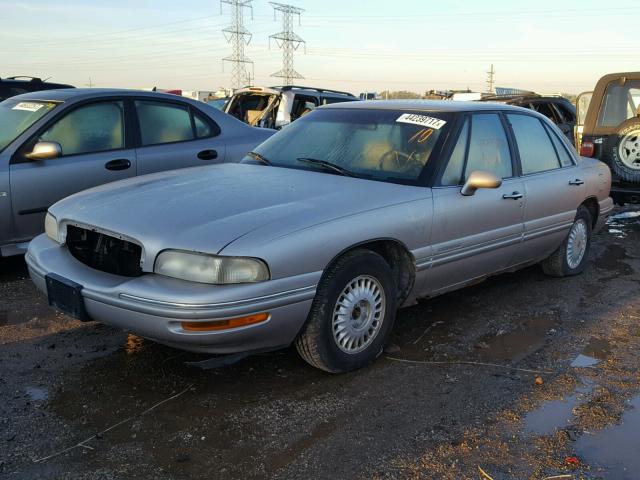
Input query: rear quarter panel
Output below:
<box><xmin>580</xmin><ymin>156</ymin><xmax>612</xmax><ymax>202</ymax></box>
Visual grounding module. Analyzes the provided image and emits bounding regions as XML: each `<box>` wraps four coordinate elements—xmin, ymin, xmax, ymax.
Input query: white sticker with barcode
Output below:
<box><xmin>12</xmin><ymin>102</ymin><xmax>44</xmax><ymax>112</ymax></box>
<box><xmin>396</xmin><ymin>113</ymin><xmax>446</xmax><ymax>129</ymax></box>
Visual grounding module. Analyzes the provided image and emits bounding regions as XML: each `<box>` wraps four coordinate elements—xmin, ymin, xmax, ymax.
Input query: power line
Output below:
<box><xmin>221</xmin><ymin>0</ymin><xmax>254</xmax><ymax>89</ymax></box>
<box><xmin>269</xmin><ymin>2</ymin><xmax>305</xmax><ymax>86</ymax></box>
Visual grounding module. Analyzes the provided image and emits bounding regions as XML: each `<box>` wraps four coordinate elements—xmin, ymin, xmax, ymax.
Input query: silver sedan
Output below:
<box><xmin>26</xmin><ymin>101</ymin><xmax>613</xmax><ymax>373</ymax></box>
<box><xmin>0</xmin><ymin>88</ymin><xmax>273</xmax><ymax>256</ymax></box>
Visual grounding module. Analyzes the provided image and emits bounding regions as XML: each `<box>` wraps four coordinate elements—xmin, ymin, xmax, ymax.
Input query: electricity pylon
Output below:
<box><xmin>221</xmin><ymin>0</ymin><xmax>254</xmax><ymax>89</ymax></box>
<box><xmin>269</xmin><ymin>2</ymin><xmax>305</xmax><ymax>85</ymax></box>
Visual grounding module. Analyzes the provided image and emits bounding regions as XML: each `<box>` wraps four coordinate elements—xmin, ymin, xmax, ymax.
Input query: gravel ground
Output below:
<box><xmin>1</xmin><ymin>207</ymin><xmax>640</xmax><ymax>479</ymax></box>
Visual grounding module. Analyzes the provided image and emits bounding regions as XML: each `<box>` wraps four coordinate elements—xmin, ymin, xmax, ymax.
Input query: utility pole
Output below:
<box><xmin>486</xmin><ymin>64</ymin><xmax>495</xmax><ymax>94</ymax></box>
<box><xmin>269</xmin><ymin>2</ymin><xmax>305</xmax><ymax>86</ymax></box>
<box><xmin>221</xmin><ymin>0</ymin><xmax>254</xmax><ymax>90</ymax></box>
<box><xmin>85</xmin><ymin>77</ymin><xmax>94</xmax><ymax>88</ymax></box>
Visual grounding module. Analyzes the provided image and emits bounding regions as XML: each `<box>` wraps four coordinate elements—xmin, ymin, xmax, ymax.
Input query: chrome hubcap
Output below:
<box><xmin>332</xmin><ymin>275</ymin><xmax>385</xmax><ymax>354</ymax></box>
<box><xmin>566</xmin><ymin>219</ymin><xmax>588</xmax><ymax>269</ymax></box>
<box><xmin>619</xmin><ymin>130</ymin><xmax>640</xmax><ymax>170</ymax></box>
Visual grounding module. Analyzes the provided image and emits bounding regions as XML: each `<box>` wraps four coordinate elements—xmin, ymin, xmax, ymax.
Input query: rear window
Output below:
<box><xmin>597</xmin><ymin>80</ymin><xmax>640</xmax><ymax>127</ymax></box>
<box><xmin>0</xmin><ymin>99</ymin><xmax>58</xmax><ymax>152</ymax></box>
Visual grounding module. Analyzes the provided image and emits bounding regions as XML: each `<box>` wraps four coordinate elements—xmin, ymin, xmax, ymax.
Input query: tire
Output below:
<box><xmin>542</xmin><ymin>206</ymin><xmax>592</xmax><ymax>277</ymax></box>
<box><xmin>295</xmin><ymin>249</ymin><xmax>397</xmax><ymax>373</ymax></box>
<box><xmin>610</xmin><ymin>118</ymin><xmax>640</xmax><ymax>183</ymax></box>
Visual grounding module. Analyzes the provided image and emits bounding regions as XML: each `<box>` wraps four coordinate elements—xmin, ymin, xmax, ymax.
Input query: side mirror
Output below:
<box><xmin>460</xmin><ymin>170</ymin><xmax>502</xmax><ymax>196</ymax></box>
<box><xmin>25</xmin><ymin>141</ymin><xmax>62</xmax><ymax>161</ymax></box>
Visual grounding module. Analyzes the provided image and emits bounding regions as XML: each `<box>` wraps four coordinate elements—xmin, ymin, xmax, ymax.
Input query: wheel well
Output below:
<box><xmin>336</xmin><ymin>240</ymin><xmax>415</xmax><ymax>305</ymax></box>
<box><xmin>581</xmin><ymin>197</ymin><xmax>599</xmax><ymax>228</ymax></box>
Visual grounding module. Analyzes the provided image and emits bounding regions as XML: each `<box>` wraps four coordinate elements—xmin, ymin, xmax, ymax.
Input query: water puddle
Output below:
<box><xmin>523</xmin><ymin>383</ymin><xmax>593</xmax><ymax>436</ymax></box>
<box><xmin>25</xmin><ymin>386</ymin><xmax>49</xmax><ymax>402</ymax></box>
<box><xmin>477</xmin><ymin>315</ymin><xmax>557</xmax><ymax>363</ymax></box>
<box><xmin>607</xmin><ymin>209</ymin><xmax>640</xmax><ymax>239</ymax></box>
<box><xmin>571</xmin><ymin>338</ymin><xmax>610</xmax><ymax>368</ymax></box>
<box><xmin>576</xmin><ymin>395</ymin><xmax>640</xmax><ymax>480</ymax></box>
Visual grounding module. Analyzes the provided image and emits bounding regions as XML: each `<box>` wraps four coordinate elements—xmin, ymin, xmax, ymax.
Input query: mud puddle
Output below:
<box><xmin>576</xmin><ymin>394</ymin><xmax>640</xmax><ymax>480</ymax></box>
<box><xmin>476</xmin><ymin>314</ymin><xmax>558</xmax><ymax>363</ymax></box>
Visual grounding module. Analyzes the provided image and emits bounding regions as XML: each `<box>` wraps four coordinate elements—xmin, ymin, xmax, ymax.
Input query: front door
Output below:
<box><xmin>10</xmin><ymin>99</ymin><xmax>136</xmax><ymax>241</ymax></box>
<box><xmin>133</xmin><ymin>99</ymin><xmax>226</xmax><ymax>175</ymax></box>
<box><xmin>427</xmin><ymin>113</ymin><xmax>525</xmax><ymax>294</ymax></box>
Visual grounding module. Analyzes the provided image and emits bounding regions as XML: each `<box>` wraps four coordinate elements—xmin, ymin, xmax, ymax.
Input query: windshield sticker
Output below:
<box><xmin>396</xmin><ymin>113</ymin><xmax>446</xmax><ymax>130</ymax></box>
<box><xmin>12</xmin><ymin>102</ymin><xmax>44</xmax><ymax>112</ymax></box>
<box><xmin>409</xmin><ymin>128</ymin><xmax>434</xmax><ymax>143</ymax></box>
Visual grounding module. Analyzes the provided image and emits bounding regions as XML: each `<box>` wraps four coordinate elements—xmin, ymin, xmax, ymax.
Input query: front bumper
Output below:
<box><xmin>26</xmin><ymin>234</ymin><xmax>318</xmax><ymax>354</ymax></box>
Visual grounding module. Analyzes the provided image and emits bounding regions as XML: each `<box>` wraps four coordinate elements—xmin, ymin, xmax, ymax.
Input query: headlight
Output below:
<box><xmin>154</xmin><ymin>250</ymin><xmax>270</xmax><ymax>285</ymax></box>
<box><xmin>44</xmin><ymin>213</ymin><xmax>60</xmax><ymax>243</ymax></box>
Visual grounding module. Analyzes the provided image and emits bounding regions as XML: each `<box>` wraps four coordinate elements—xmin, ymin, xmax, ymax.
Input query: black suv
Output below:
<box><xmin>478</xmin><ymin>93</ymin><xmax>577</xmax><ymax>145</ymax></box>
<box><xmin>0</xmin><ymin>76</ymin><xmax>74</xmax><ymax>101</ymax></box>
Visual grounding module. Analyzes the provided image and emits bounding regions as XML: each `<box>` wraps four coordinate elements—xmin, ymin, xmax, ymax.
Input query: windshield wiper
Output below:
<box><xmin>296</xmin><ymin>157</ymin><xmax>357</xmax><ymax>177</ymax></box>
<box><xmin>247</xmin><ymin>151</ymin><xmax>272</xmax><ymax>165</ymax></box>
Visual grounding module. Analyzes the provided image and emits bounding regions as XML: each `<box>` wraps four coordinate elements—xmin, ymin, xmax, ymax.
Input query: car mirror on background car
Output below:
<box><xmin>460</xmin><ymin>170</ymin><xmax>502</xmax><ymax>196</ymax></box>
<box><xmin>25</xmin><ymin>141</ymin><xmax>62</xmax><ymax>160</ymax></box>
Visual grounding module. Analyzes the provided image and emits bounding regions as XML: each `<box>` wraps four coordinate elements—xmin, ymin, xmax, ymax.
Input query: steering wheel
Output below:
<box><xmin>379</xmin><ymin>149</ymin><xmax>421</xmax><ymax>173</ymax></box>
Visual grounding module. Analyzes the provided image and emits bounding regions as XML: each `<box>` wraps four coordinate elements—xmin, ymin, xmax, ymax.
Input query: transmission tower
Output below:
<box><xmin>486</xmin><ymin>64</ymin><xmax>495</xmax><ymax>94</ymax></box>
<box><xmin>269</xmin><ymin>2</ymin><xmax>305</xmax><ymax>85</ymax></box>
<box><xmin>221</xmin><ymin>0</ymin><xmax>254</xmax><ymax>89</ymax></box>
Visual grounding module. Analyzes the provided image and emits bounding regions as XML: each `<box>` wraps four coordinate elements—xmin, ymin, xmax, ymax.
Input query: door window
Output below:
<box><xmin>39</xmin><ymin>101</ymin><xmax>124</xmax><ymax>156</ymax></box>
<box><xmin>545</xmin><ymin>124</ymin><xmax>575</xmax><ymax>167</ymax></box>
<box><xmin>194</xmin><ymin>111</ymin><xmax>215</xmax><ymax>138</ymax></box>
<box><xmin>508</xmin><ymin>114</ymin><xmax>560</xmax><ymax>174</ymax></box>
<box><xmin>136</xmin><ymin>101</ymin><xmax>194</xmax><ymax>146</ymax></box>
<box><xmin>291</xmin><ymin>95</ymin><xmax>318</xmax><ymax>120</ymax></box>
<box><xmin>441</xmin><ymin>119</ymin><xmax>469</xmax><ymax>186</ymax></box>
<box><xmin>465</xmin><ymin>114</ymin><xmax>512</xmax><ymax>180</ymax></box>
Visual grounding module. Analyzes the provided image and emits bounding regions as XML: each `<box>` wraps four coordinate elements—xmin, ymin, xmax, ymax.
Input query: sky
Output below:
<box><xmin>1</xmin><ymin>0</ymin><xmax>638</xmax><ymax>95</ymax></box>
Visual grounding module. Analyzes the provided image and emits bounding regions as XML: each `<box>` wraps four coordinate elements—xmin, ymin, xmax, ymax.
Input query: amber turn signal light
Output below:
<box><xmin>181</xmin><ymin>312</ymin><xmax>269</xmax><ymax>332</ymax></box>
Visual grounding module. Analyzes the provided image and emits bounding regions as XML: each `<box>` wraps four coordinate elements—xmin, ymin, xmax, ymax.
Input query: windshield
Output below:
<box><xmin>0</xmin><ymin>99</ymin><xmax>58</xmax><ymax>151</ymax></box>
<box><xmin>597</xmin><ymin>80</ymin><xmax>640</xmax><ymax>128</ymax></box>
<box><xmin>244</xmin><ymin>108</ymin><xmax>450</xmax><ymax>184</ymax></box>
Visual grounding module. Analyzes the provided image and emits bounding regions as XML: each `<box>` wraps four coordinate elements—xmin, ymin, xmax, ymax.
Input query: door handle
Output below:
<box><xmin>104</xmin><ymin>159</ymin><xmax>131</xmax><ymax>171</ymax></box>
<box><xmin>197</xmin><ymin>149</ymin><xmax>218</xmax><ymax>160</ymax></box>
<box><xmin>569</xmin><ymin>179</ymin><xmax>585</xmax><ymax>186</ymax></box>
<box><xmin>502</xmin><ymin>191</ymin><xmax>523</xmax><ymax>200</ymax></box>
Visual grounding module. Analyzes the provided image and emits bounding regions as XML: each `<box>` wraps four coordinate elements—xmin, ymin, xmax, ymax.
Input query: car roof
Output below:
<box><xmin>9</xmin><ymin>88</ymin><xmax>198</xmax><ymax>103</ymax></box>
<box><xmin>322</xmin><ymin>99</ymin><xmax>532</xmax><ymax>113</ymax></box>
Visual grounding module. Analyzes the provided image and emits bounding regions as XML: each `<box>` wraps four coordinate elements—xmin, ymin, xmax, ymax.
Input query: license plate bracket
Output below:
<box><xmin>45</xmin><ymin>273</ymin><xmax>91</xmax><ymax>321</ymax></box>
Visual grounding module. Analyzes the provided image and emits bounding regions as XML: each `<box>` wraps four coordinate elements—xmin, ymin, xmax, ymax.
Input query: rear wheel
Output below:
<box><xmin>295</xmin><ymin>249</ymin><xmax>397</xmax><ymax>373</ymax></box>
<box><xmin>542</xmin><ymin>206</ymin><xmax>593</xmax><ymax>277</ymax></box>
<box><xmin>610</xmin><ymin>118</ymin><xmax>640</xmax><ymax>183</ymax></box>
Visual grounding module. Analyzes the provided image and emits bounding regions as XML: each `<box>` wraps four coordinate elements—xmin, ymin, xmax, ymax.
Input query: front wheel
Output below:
<box><xmin>295</xmin><ymin>249</ymin><xmax>397</xmax><ymax>373</ymax></box>
<box><xmin>542</xmin><ymin>206</ymin><xmax>592</xmax><ymax>277</ymax></box>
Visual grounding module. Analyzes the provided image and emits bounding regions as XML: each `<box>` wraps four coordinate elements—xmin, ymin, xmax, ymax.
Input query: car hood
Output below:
<box><xmin>50</xmin><ymin>164</ymin><xmax>429</xmax><ymax>268</ymax></box>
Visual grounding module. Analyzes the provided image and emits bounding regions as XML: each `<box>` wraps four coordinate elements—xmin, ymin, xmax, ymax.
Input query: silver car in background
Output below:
<box><xmin>26</xmin><ymin>101</ymin><xmax>613</xmax><ymax>373</ymax></box>
<box><xmin>0</xmin><ymin>89</ymin><xmax>273</xmax><ymax>256</ymax></box>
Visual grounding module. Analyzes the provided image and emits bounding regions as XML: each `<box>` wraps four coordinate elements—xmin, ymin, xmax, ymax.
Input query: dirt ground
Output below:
<box><xmin>1</xmin><ymin>207</ymin><xmax>640</xmax><ymax>480</ymax></box>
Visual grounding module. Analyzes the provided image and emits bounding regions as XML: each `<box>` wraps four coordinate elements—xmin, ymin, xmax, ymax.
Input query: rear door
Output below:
<box><xmin>9</xmin><ymin>98</ymin><xmax>136</xmax><ymax>241</ymax></box>
<box><xmin>133</xmin><ymin>99</ymin><xmax>226</xmax><ymax>175</ymax></box>
<box><xmin>505</xmin><ymin>113</ymin><xmax>584</xmax><ymax>262</ymax></box>
<box><xmin>428</xmin><ymin>113</ymin><xmax>525</xmax><ymax>294</ymax></box>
